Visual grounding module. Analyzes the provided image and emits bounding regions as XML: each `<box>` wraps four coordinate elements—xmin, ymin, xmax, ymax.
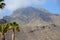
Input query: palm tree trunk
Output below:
<box><xmin>1</xmin><ymin>33</ymin><xmax>5</xmax><ymax>40</ymax></box>
<box><xmin>12</xmin><ymin>28</ymin><xmax>15</xmax><ymax>40</ymax></box>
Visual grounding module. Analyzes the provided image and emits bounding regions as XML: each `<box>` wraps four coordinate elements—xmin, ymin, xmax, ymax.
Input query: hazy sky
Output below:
<box><xmin>0</xmin><ymin>0</ymin><xmax>60</xmax><ymax>18</ymax></box>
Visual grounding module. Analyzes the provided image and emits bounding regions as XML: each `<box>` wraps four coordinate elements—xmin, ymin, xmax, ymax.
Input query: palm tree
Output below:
<box><xmin>0</xmin><ymin>23</ymin><xmax>10</xmax><ymax>40</ymax></box>
<box><xmin>0</xmin><ymin>0</ymin><xmax>5</xmax><ymax>9</ymax></box>
<box><xmin>9</xmin><ymin>22</ymin><xmax>20</xmax><ymax>40</ymax></box>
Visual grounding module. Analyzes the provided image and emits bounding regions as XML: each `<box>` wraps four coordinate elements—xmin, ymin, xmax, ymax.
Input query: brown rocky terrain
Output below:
<box><xmin>3</xmin><ymin>7</ymin><xmax>60</xmax><ymax>40</ymax></box>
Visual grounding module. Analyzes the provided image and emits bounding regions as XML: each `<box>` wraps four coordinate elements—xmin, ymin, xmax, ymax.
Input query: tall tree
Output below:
<box><xmin>0</xmin><ymin>0</ymin><xmax>5</xmax><ymax>9</ymax></box>
<box><xmin>0</xmin><ymin>23</ymin><xmax>10</xmax><ymax>40</ymax></box>
<box><xmin>9</xmin><ymin>22</ymin><xmax>20</xmax><ymax>40</ymax></box>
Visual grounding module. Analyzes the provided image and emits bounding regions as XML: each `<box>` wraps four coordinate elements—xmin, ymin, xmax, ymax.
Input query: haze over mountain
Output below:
<box><xmin>4</xmin><ymin>7</ymin><xmax>60</xmax><ymax>26</ymax></box>
<box><xmin>3</xmin><ymin>7</ymin><xmax>60</xmax><ymax>40</ymax></box>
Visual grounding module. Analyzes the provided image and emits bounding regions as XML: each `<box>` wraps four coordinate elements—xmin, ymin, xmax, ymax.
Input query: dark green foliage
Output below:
<box><xmin>41</xmin><ymin>26</ymin><xmax>45</xmax><ymax>29</ymax></box>
<box><xmin>9</xmin><ymin>22</ymin><xmax>20</xmax><ymax>32</ymax></box>
<box><xmin>0</xmin><ymin>0</ymin><xmax>5</xmax><ymax>9</ymax></box>
<box><xmin>0</xmin><ymin>23</ymin><xmax>9</xmax><ymax>33</ymax></box>
<box><xmin>0</xmin><ymin>23</ymin><xmax>10</xmax><ymax>40</ymax></box>
<box><xmin>51</xmin><ymin>24</ymin><xmax>57</xmax><ymax>27</ymax></box>
<box><xmin>0</xmin><ymin>0</ymin><xmax>4</xmax><ymax>2</ymax></box>
<box><xmin>29</xmin><ymin>30</ymin><xmax>34</xmax><ymax>33</ymax></box>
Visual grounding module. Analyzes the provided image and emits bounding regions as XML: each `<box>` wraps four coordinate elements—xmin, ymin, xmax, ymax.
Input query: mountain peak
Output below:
<box><xmin>10</xmin><ymin>7</ymin><xmax>54</xmax><ymax>25</ymax></box>
<box><xmin>14</xmin><ymin>7</ymin><xmax>50</xmax><ymax>15</ymax></box>
<box><xmin>4</xmin><ymin>7</ymin><xmax>60</xmax><ymax>26</ymax></box>
<box><xmin>2</xmin><ymin>7</ymin><xmax>60</xmax><ymax>40</ymax></box>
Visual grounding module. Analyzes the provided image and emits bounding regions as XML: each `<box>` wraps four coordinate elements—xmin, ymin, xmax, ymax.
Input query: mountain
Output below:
<box><xmin>0</xmin><ymin>19</ymin><xmax>7</xmax><ymax>25</ymax></box>
<box><xmin>4</xmin><ymin>7</ymin><xmax>60</xmax><ymax>26</ymax></box>
<box><xmin>3</xmin><ymin>7</ymin><xmax>60</xmax><ymax>40</ymax></box>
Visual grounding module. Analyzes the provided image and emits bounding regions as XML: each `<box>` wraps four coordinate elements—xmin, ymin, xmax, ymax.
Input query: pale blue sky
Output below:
<box><xmin>0</xmin><ymin>0</ymin><xmax>60</xmax><ymax>18</ymax></box>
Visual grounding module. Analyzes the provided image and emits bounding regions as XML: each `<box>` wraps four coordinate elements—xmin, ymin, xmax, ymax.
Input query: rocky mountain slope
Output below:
<box><xmin>3</xmin><ymin>7</ymin><xmax>60</xmax><ymax>40</ymax></box>
<box><xmin>0</xmin><ymin>19</ymin><xmax>7</xmax><ymax>25</ymax></box>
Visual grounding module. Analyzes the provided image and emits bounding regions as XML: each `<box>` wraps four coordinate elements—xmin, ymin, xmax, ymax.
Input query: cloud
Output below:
<box><xmin>0</xmin><ymin>8</ymin><xmax>12</xmax><ymax>18</ymax></box>
<box><xmin>4</xmin><ymin>0</ymin><xmax>47</xmax><ymax>11</ymax></box>
<box><xmin>0</xmin><ymin>0</ymin><xmax>47</xmax><ymax>18</ymax></box>
<box><xmin>0</xmin><ymin>10</ymin><xmax>2</xmax><ymax>15</ymax></box>
<box><xmin>5</xmin><ymin>0</ymin><xmax>20</xmax><ymax>11</ymax></box>
<box><xmin>0</xmin><ymin>10</ymin><xmax>4</xmax><ymax>18</ymax></box>
<box><xmin>0</xmin><ymin>9</ymin><xmax>4</xmax><ymax>16</ymax></box>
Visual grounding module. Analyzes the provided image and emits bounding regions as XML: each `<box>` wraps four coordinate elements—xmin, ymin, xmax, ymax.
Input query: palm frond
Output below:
<box><xmin>0</xmin><ymin>3</ymin><xmax>5</xmax><ymax>9</ymax></box>
<box><xmin>0</xmin><ymin>0</ymin><xmax>4</xmax><ymax>2</ymax></box>
<box><xmin>16</xmin><ymin>26</ymin><xmax>20</xmax><ymax>32</ymax></box>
